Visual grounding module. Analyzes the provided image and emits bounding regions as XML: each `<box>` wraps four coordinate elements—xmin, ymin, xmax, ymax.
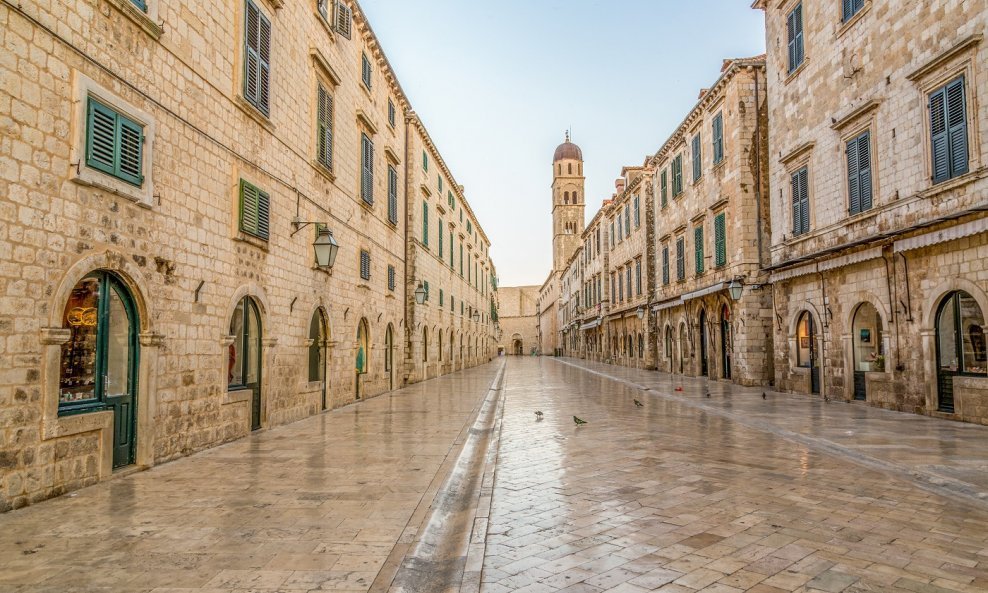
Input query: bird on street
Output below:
<box><xmin>573</xmin><ymin>416</ymin><xmax>587</xmax><ymax>426</ymax></box>
<box><xmin>634</xmin><ymin>399</ymin><xmax>643</xmax><ymax>407</ymax></box>
<box><xmin>705</xmin><ymin>392</ymin><xmax>711</xmax><ymax>398</ymax></box>
<box><xmin>535</xmin><ymin>411</ymin><xmax>543</xmax><ymax>420</ymax></box>
<box><xmin>762</xmin><ymin>392</ymin><xmax>767</xmax><ymax>400</ymax></box>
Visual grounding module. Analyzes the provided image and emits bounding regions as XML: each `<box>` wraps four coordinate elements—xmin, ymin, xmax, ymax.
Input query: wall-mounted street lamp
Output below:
<box><xmin>291</xmin><ymin>218</ymin><xmax>339</xmax><ymax>269</ymax></box>
<box><xmin>473</xmin><ymin>311</ymin><xmax>481</xmax><ymax>322</ymax></box>
<box><xmin>636</xmin><ymin>306</ymin><xmax>645</xmax><ymax>320</ymax></box>
<box><xmin>414</xmin><ymin>282</ymin><xmax>427</xmax><ymax>305</ymax></box>
<box><xmin>728</xmin><ymin>277</ymin><xmax>744</xmax><ymax>301</ymax></box>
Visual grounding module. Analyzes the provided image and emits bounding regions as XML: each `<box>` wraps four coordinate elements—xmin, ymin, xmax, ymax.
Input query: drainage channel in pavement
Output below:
<box><xmin>385</xmin><ymin>360</ymin><xmax>506</xmax><ymax>593</ymax></box>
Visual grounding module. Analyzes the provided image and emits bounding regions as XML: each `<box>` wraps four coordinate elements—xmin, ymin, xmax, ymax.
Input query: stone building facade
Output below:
<box><xmin>650</xmin><ymin>57</ymin><xmax>774</xmax><ymax>386</ymax></box>
<box><xmin>754</xmin><ymin>0</ymin><xmax>988</xmax><ymax>423</ymax></box>
<box><xmin>0</xmin><ymin>0</ymin><xmax>496</xmax><ymax>510</ymax></box>
<box><xmin>495</xmin><ymin>286</ymin><xmax>538</xmax><ymax>356</ymax></box>
<box><xmin>570</xmin><ymin>205</ymin><xmax>612</xmax><ymax>362</ymax></box>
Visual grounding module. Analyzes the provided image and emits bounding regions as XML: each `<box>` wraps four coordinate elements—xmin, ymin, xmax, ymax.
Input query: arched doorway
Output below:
<box><xmin>385</xmin><ymin>324</ymin><xmax>394</xmax><ymax>390</ymax></box>
<box><xmin>59</xmin><ymin>271</ymin><xmax>140</xmax><ymax>467</ymax></box>
<box><xmin>796</xmin><ymin>311</ymin><xmax>819</xmax><ymax>394</ymax></box>
<box><xmin>450</xmin><ymin>330</ymin><xmax>455</xmax><ymax>363</ymax></box>
<box><xmin>230</xmin><ymin>296</ymin><xmax>263</xmax><ymax>430</ymax></box>
<box><xmin>721</xmin><ymin>305</ymin><xmax>732</xmax><ymax>380</ymax></box>
<box><xmin>851</xmin><ymin>303</ymin><xmax>883</xmax><ymax>401</ymax></box>
<box><xmin>679</xmin><ymin>322</ymin><xmax>687</xmax><ymax>374</ymax></box>
<box><xmin>308</xmin><ymin>309</ymin><xmax>328</xmax><ymax>410</ymax></box>
<box><xmin>935</xmin><ymin>291</ymin><xmax>986</xmax><ymax>413</ymax></box>
<box><xmin>356</xmin><ymin>318</ymin><xmax>369</xmax><ymax>399</ymax></box>
<box><xmin>698</xmin><ymin>309</ymin><xmax>709</xmax><ymax>377</ymax></box>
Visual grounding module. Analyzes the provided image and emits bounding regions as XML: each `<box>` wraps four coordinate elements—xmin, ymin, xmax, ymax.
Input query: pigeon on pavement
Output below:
<box><xmin>573</xmin><ymin>416</ymin><xmax>588</xmax><ymax>425</ymax></box>
<box><xmin>535</xmin><ymin>411</ymin><xmax>544</xmax><ymax>420</ymax></box>
<box><xmin>634</xmin><ymin>399</ymin><xmax>643</xmax><ymax>407</ymax></box>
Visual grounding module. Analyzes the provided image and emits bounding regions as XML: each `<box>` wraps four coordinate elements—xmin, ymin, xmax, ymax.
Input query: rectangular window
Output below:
<box><xmin>238</xmin><ymin>179</ymin><xmax>270</xmax><ymax>240</ymax></box>
<box><xmin>450</xmin><ymin>295</ymin><xmax>454</xmax><ymax>312</ymax></box>
<box><xmin>439</xmin><ymin>218</ymin><xmax>444</xmax><ymax>257</ymax></box>
<box><xmin>660</xmin><ymin>169</ymin><xmax>668</xmax><ymax>207</ymax></box>
<box><xmin>634</xmin><ymin>196</ymin><xmax>640</xmax><ymax>228</ymax></box>
<box><xmin>449</xmin><ymin>231</ymin><xmax>454</xmax><ymax>268</ymax></box>
<box><xmin>611</xmin><ymin>274</ymin><xmax>615</xmax><ymax>302</ymax></box>
<box><xmin>131</xmin><ymin>0</ymin><xmax>148</xmax><ymax>12</ymax></box>
<box><xmin>672</xmin><ymin>155</ymin><xmax>683</xmax><ymax>196</ymax></box>
<box><xmin>439</xmin><ymin>289</ymin><xmax>444</xmax><ymax>306</ymax></box>
<box><xmin>714</xmin><ymin>212</ymin><xmax>727</xmax><ymax>267</ymax></box>
<box><xmin>387</xmin><ymin>265</ymin><xmax>395</xmax><ymax>291</ymax></box>
<box><xmin>618</xmin><ymin>272</ymin><xmax>624</xmax><ymax>303</ymax></box>
<box><xmin>360</xmin><ymin>250</ymin><xmax>371</xmax><ymax>280</ymax></box>
<box><xmin>842</xmin><ymin>0</ymin><xmax>865</xmax><ymax>22</ymax></box>
<box><xmin>84</xmin><ymin>98</ymin><xmax>145</xmax><ymax>187</ymax></box>
<box><xmin>467</xmin><ymin>221</ymin><xmax>472</xmax><ymax>234</ymax></box>
<box><xmin>617</xmin><ymin>217</ymin><xmax>622</xmax><ymax>243</ymax></box>
<box><xmin>930</xmin><ymin>76</ymin><xmax>969</xmax><ymax>184</ymax></box>
<box><xmin>422</xmin><ymin>201</ymin><xmax>429</xmax><ymax>247</ymax></box>
<box><xmin>846</xmin><ymin>131</ymin><xmax>873</xmax><ymax>215</ymax></box>
<box><xmin>424</xmin><ymin>281</ymin><xmax>430</xmax><ymax>301</ymax></box>
<box><xmin>316</xmin><ymin>84</ymin><xmax>334</xmax><ymax>171</ymax></box>
<box><xmin>694</xmin><ymin>226</ymin><xmax>704</xmax><ymax>275</ymax></box>
<box><xmin>624</xmin><ymin>205</ymin><xmax>631</xmax><ymax>236</ymax></box>
<box><xmin>361</xmin><ymin>52</ymin><xmax>372</xmax><ymax>89</ymax></box>
<box><xmin>635</xmin><ymin>260</ymin><xmax>641</xmax><ymax>296</ymax></box>
<box><xmin>387</xmin><ymin>165</ymin><xmax>398</xmax><ymax>225</ymax></box>
<box><xmin>676</xmin><ymin>237</ymin><xmax>685</xmax><ymax>281</ymax></box>
<box><xmin>712</xmin><ymin>112</ymin><xmax>724</xmax><ymax>165</ymax></box>
<box><xmin>626</xmin><ymin>266</ymin><xmax>632</xmax><ymax>301</ymax></box>
<box><xmin>459</xmin><ymin>243</ymin><xmax>463</xmax><ymax>276</ymax></box>
<box><xmin>791</xmin><ymin>167</ymin><xmax>810</xmax><ymax>235</ymax></box>
<box><xmin>610</xmin><ymin>222</ymin><xmax>615</xmax><ymax>247</ymax></box>
<box><xmin>438</xmin><ymin>175</ymin><xmax>443</xmax><ymax>193</ymax></box>
<box><xmin>662</xmin><ymin>246</ymin><xmax>670</xmax><ymax>286</ymax></box>
<box><xmin>692</xmin><ymin>133</ymin><xmax>702</xmax><ymax>182</ymax></box>
<box><xmin>333</xmin><ymin>0</ymin><xmax>352</xmax><ymax>39</ymax></box>
<box><xmin>360</xmin><ymin>133</ymin><xmax>374</xmax><ymax>205</ymax></box>
<box><xmin>243</xmin><ymin>0</ymin><xmax>271</xmax><ymax>115</ymax></box>
<box><xmin>423</xmin><ymin>150</ymin><xmax>428</xmax><ymax>171</ymax></box>
<box><xmin>388</xmin><ymin>99</ymin><xmax>396</xmax><ymax>128</ymax></box>
<box><xmin>596</xmin><ymin>227</ymin><xmax>601</xmax><ymax>252</ymax></box>
<box><xmin>787</xmin><ymin>3</ymin><xmax>804</xmax><ymax>74</ymax></box>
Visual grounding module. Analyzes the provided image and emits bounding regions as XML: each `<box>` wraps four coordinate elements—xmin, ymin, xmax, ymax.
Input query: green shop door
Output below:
<box><xmin>58</xmin><ymin>272</ymin><xmax>139</xmax><ymax>469</ymax></box>
<box><xmin>229</xmin><ymin>297</ymin><xmax>263</xmax><ymax>430</ymax></box>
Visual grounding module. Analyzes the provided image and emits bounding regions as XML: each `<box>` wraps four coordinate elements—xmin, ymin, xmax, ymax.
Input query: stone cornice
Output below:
<box><xmin>647</xmin><ymin>56</ymin><xmax>765</xmax><ymax>168</ymax></box>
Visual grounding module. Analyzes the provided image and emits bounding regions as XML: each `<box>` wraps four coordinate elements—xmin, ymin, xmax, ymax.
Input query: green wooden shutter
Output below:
<box><xmin>439</xmin><ymin>218</ymin><xmax>444</xmax><ymax>257</ymax></box>
<box><xmin>86</xmin><ymin>98</ymin><xmax>144</xmax><ymax>186</ymax></box>
<box><xmin>422</xmin><ymin>150</ymin><xmax>428</xmax><ymax>171</ymax></box>
<box><xmin>946</xmin><ymin>77</ymin><xmax>969</xmax><ymax>180</ymax></box>
<box><xmin>660</xmin><ymin>170</ymin><xmax>668</xmax><ymax>207</ymax></box>
<box><xmin>422</xmin><ymin>201</ymin><xmax>429</xmax><ymax>246</ymax></box>
<box><xmin>361</xmin><ymin>134</ymin><xmax>374</xmax><ymax>204</ymax></box>
<box><xmin>712</xmin><ymin>113</ymin><xmax>724</xmax><ymax>164</ymax></box>
<box><xmin>846</xmin><ymin>135</ymin><xmax>861</xmax><ymax>215</ymax></box>
<box><xmin>387</xmin><ymin>165</ymin><xmax>398</xmax><ymax>224</ymax></box>
<box><xmin>459</xmin><ymin>243</ymin><xmax>463</xmax><ymax>275</ymax></box>
<box><xmin>388</xmin><ymin>265</ymin><xmax>395</xmax><ymax>291</ymax></box>
<box><xmin>714</xmin><ymin>213</ymin><xmax>726</xmax><ymax>267</ymax></box>
<box><xmin>243</xmin><ymin>0</ymin><xmax>270</xmax><ymax>114</ymax></box>
<box><xmin>239</xmin><ymin>180</ymin><xmax>269</xmax><ymax>240</ymax></box>
<box><xmin>662</xmin><ymin>246</ymin><xmax>669</xmax><ymax>285</ymax></box>
<box><xmin>848</xmin><ymin>131</ymin><xmax>872</xmax><ymax>214</ymax></box>
<box><xmin>676</xmin><ymin>238</ymin><xmax>685</xmax><ymax>281</ymax></box>
<box><xmin>694</xmin><ymin>226</ymin><xmax>704</xmax><ymax>275</ymax></box>
<box><xmin>130</xmin><ymin>0</ymin><xmax>147</xmax><ymax>11</ymax></box>
<box><xmin>360</xmin><ymin>250</ymin><xmax>370</xmax><ymax>280</ymax></box>
<box><xmin>449</xmin><ymin>231</ymin><xmax>454</xmax><ymax>267</ymax></box>
<box><xmin>317</xmin><ymin>84</ymin><xmax>333</xmax><ymax>170</ymax></box>
<box><xmin>787</xmin><ymin>4</ymin><xmax>803</xmax><ymax>73</ymax></box>
<box><xmin>692</xmin><ymin>133</ymin><xmax>702</xmax><ymax>182</ymax></box>
<box><xmin>634</xmin><ymin>196</ymin><xmax>640</xmax><ymax>227</ymax></box>
<box><xmin>624</xmin><ymin>205</ymin><xmax>630</xmax><ymax>236</ymax></box>
<box><xmin>361</xmin><ymin>53</ymin><xmax>372</xmax><ymax>89</ymax></box>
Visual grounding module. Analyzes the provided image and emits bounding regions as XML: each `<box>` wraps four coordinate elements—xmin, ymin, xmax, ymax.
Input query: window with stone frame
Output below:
<box><xmin>929</xmin><ymin>76</ymin><xmax>969</xmax><ymax>185</ymax></box>
<box><xmin>387</xmin><ymin>165</ymin><xmax>398</xmax><ymax>225</ymax></box>
<box><xmin>243</xmin><ymin>0</ymin><xmax>271</xmax><ymax>116</ymax></box>
<box><xmin>791</xmin><ymin>166</ymin><xmax>810</xmax><ymax>235</ymax></box>
<box><xmin>361</xmin><ymin>52</ymin><xmax>372</xmax><ymax>90</ymax></box>
<box><xmin>360</xmin><ymin>133</ymin><xmax>374</xmax><ymax>205</ymax></box>
<box><xmin>662</xmin><ymin>245</ymin><xmax>670</xmax><ymax>286</ymax></box>
<box><xmin>692</xmin><ymin>132</ymin><xmax>702</xmax><ymax>182</ymax></box>
<box><xmin>787</xmin><ymin>3</ymin><xmax>805</xmax><ymax>74</ymax></box>
<box><xmin>85</xmin><ymin>97</ymin><xmax>145</xmax><ymax>187</ymax></box>
<box><xmin>842</xmin><ymin>0</ymin><xmax>865</xmax><ymax>22</ymax></box>
<box><xmin>676</xmin><ymin>236</ymin><xmax>685</xmax><ymax>281</ymax></box>
<box><xmin>316</xmin><ymin>83</ymin><xmax>334</xmax><ymax>172</ymax></box>
<box><xmin>846</xmin><ymin>130</ymin><xmax>873</xmax><ymax>215</ymax></box>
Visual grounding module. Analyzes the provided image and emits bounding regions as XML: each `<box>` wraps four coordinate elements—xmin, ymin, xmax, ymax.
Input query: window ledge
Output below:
<box><xmin>223</xmin><ymin>389</ymin><xmax>251</xmax><ymax>405</ymax></box>
<box><xmin>312</xmin><ymin>160</ymin><xmax>336</xmax><ymax>183</ymax></box>
<box><xmin>70</xmin><ymin>172</ymin><xmax>153</xmax><ymax>209</ymax></box>
<box><xmin>234</xmin><ymin>232</ymin><xmax>269</xmax><ymax>251</ymax></box>
<box><xmin>712</xmin><ymin>159</ymin><xmax>727</xmax><ymax>172</ymax></box>
<box><xmin>784</xmin><ymin>59</ymin><xmax>810</xmax><ymax>86</ymax></box>
<box><xmin>918</xmin><ymin>167</ymin><xmax>988</xmax><ymax>200</ymax></box>
<box><xmin>234</xmin><ymin>95</ymin><xmax>275</xmax><ymax>132</ymax></box>
<box><xmin>106</xmin><ymin>0</ymin><xmax>163</xmax><ymax>40</ymax></box>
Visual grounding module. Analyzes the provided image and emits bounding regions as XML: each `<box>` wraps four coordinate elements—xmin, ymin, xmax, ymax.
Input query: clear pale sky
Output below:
<box><xmin>360</xmin><ymin>0</ymin><xmax>766</xmax><ymax>286</ymax></box>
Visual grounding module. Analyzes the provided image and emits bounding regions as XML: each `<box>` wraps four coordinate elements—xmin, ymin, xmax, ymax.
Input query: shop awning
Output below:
<box><xmin>894</xmin><ymin>217</ymin><xmax>988</xmax><ymax>253</ymax></box>
<box><xmin>817</xmin><ymin>246</ymin><xmax>883</xmax><ymax>272</ymax></box>
<box><xmin>652</xmin><ymin>298</ymin><xmax>683</xmax><ymax>313</ymax></box>
<box><xmin>580</xmin><ymin>319</ymin><xmax>602</xmax><ymax>330</ymax></box>
<box><xmin>770</xmin><ymin>261</ymin><xmax>817</xmax><ymax>283</ymax></box>
<box><xmin>682</xmin><ymin>282</ymin><xmax>726</xmax><ymax>301</ymax></box>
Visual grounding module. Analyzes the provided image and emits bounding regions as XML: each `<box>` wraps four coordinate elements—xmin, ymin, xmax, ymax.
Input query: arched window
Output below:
<box><xmin>385</xmin><ymin>324</ymin><xmax>394</xmax><ymax>372</ymax></box>
<box><xmin>638</xmin><ymin>333</ymin><xmax>644</xmax><ymax>358</ymax></box>
<box><xmin>356</xmin><ymin>318</ymin><xmax>370</xmax><ymax>373</ymax></box>
<box><xmin>59</xmin><ymin>271</ymin><xmax>140</xmax><ymax>466</ymax></box>
<box><xmin>308</xmin><ymin>309</ymin><xmax>327</xmax><ymax>383</ymax></box>
<box><xmin>796</xmin><ymin>312</ymin><xmax>815</xmax><ymax>368</ymax></box>
<box><xmin>422</xmin><ymin>326</ymin><xmax>429</xmax><ymax>362</ymax></box>
<box><xmin>573</xmin><ymin>192</ymin><xmax>579</xmax><ymax>203</ymax></box>
<box><xmin>852</xmin><ymin>303</ymin><xmax>884</xmax><ymax>372</ymax></box>
<box><xmin>665</xmin><ymin>325</ymin><xmax>673</xmax><ymax>358</ymax></box>
<box><xmin>568</xmin><ymin>163</ymin><xmax>572</xmax><ymax>174</ymax></box>
<box><xmin>564</xmin><ymin>191</ymin><xmax>570</xmax><ymax>204</ymax></box>
<box><xmin>935</xmin><ymin>291</ymin><xmax>986</xmax><ymax>412</ymax></box>
<box><xmin>438</xmin><ymin>329</ymin><xmax>444</xmax><ymax>362</ymax></box>
<box><xmin>231</xmin><ymin>296</ymin><xmax>263</xmax><ymax>430</ymax></box>
<box><xmin>450</xmin><ymin>330</ymin><xmax>455</xmax><ymax>361</ymax></box>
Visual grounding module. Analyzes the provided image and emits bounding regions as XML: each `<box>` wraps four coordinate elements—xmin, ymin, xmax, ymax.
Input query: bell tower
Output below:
<box><xmin>551</xmin><ymin>132</ymin><xmax>586</xmax><ymax>273</ymax></box>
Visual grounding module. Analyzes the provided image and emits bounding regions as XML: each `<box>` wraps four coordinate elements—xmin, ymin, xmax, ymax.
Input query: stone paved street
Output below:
<box><xmin>483</xmin><ymin>358</ymin><xmax>988</xmax><ymax>593</ymax></box>
<box><xmin>4</xmin><ymin>358</ymin><xmax>988</xmax><ymax>592</ymax></box>
<box><xmin>0</xmin><ymin>363</ymin><xmax>501</xmax><ymax>593</ymax></box>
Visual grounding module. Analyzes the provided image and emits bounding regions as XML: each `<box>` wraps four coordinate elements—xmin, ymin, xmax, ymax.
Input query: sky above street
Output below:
<box><xmin>360</xmin><ymin>1</ymin><xmax>766</xmax><ymax>286</ymax></box>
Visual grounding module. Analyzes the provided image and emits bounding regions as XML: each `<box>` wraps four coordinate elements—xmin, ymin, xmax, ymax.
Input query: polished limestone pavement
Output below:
<box><xmin>482</xmin><ymin>357</ymin><xmax>988</xmax><ymax>593</ymax></box>
<box><xmin>0</xmin><ymin>361</ymin><xmax>502</xmax><ymax>593</ymax></box>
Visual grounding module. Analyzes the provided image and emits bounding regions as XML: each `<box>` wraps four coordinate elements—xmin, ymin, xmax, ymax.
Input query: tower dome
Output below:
<box><xmin>553</xmin><ymin>132</ymin><xmax>583</xmax><ymax>162</ymax></box>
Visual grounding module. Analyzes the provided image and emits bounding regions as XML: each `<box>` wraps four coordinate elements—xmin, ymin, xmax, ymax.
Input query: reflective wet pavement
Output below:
<box><xmin>482</xmin><ymin>358</ymin><xmax>988</xmax><ymax>593</ymax></box>
<box><xmin>4</xmin><ymin>357</ymin><xmax>988</xmax><ymax>593</ymax></box>
<box><xmin>0</xmin><ymin>362</ymin><xmax>501</xmax><ymax>593</ymax></box>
